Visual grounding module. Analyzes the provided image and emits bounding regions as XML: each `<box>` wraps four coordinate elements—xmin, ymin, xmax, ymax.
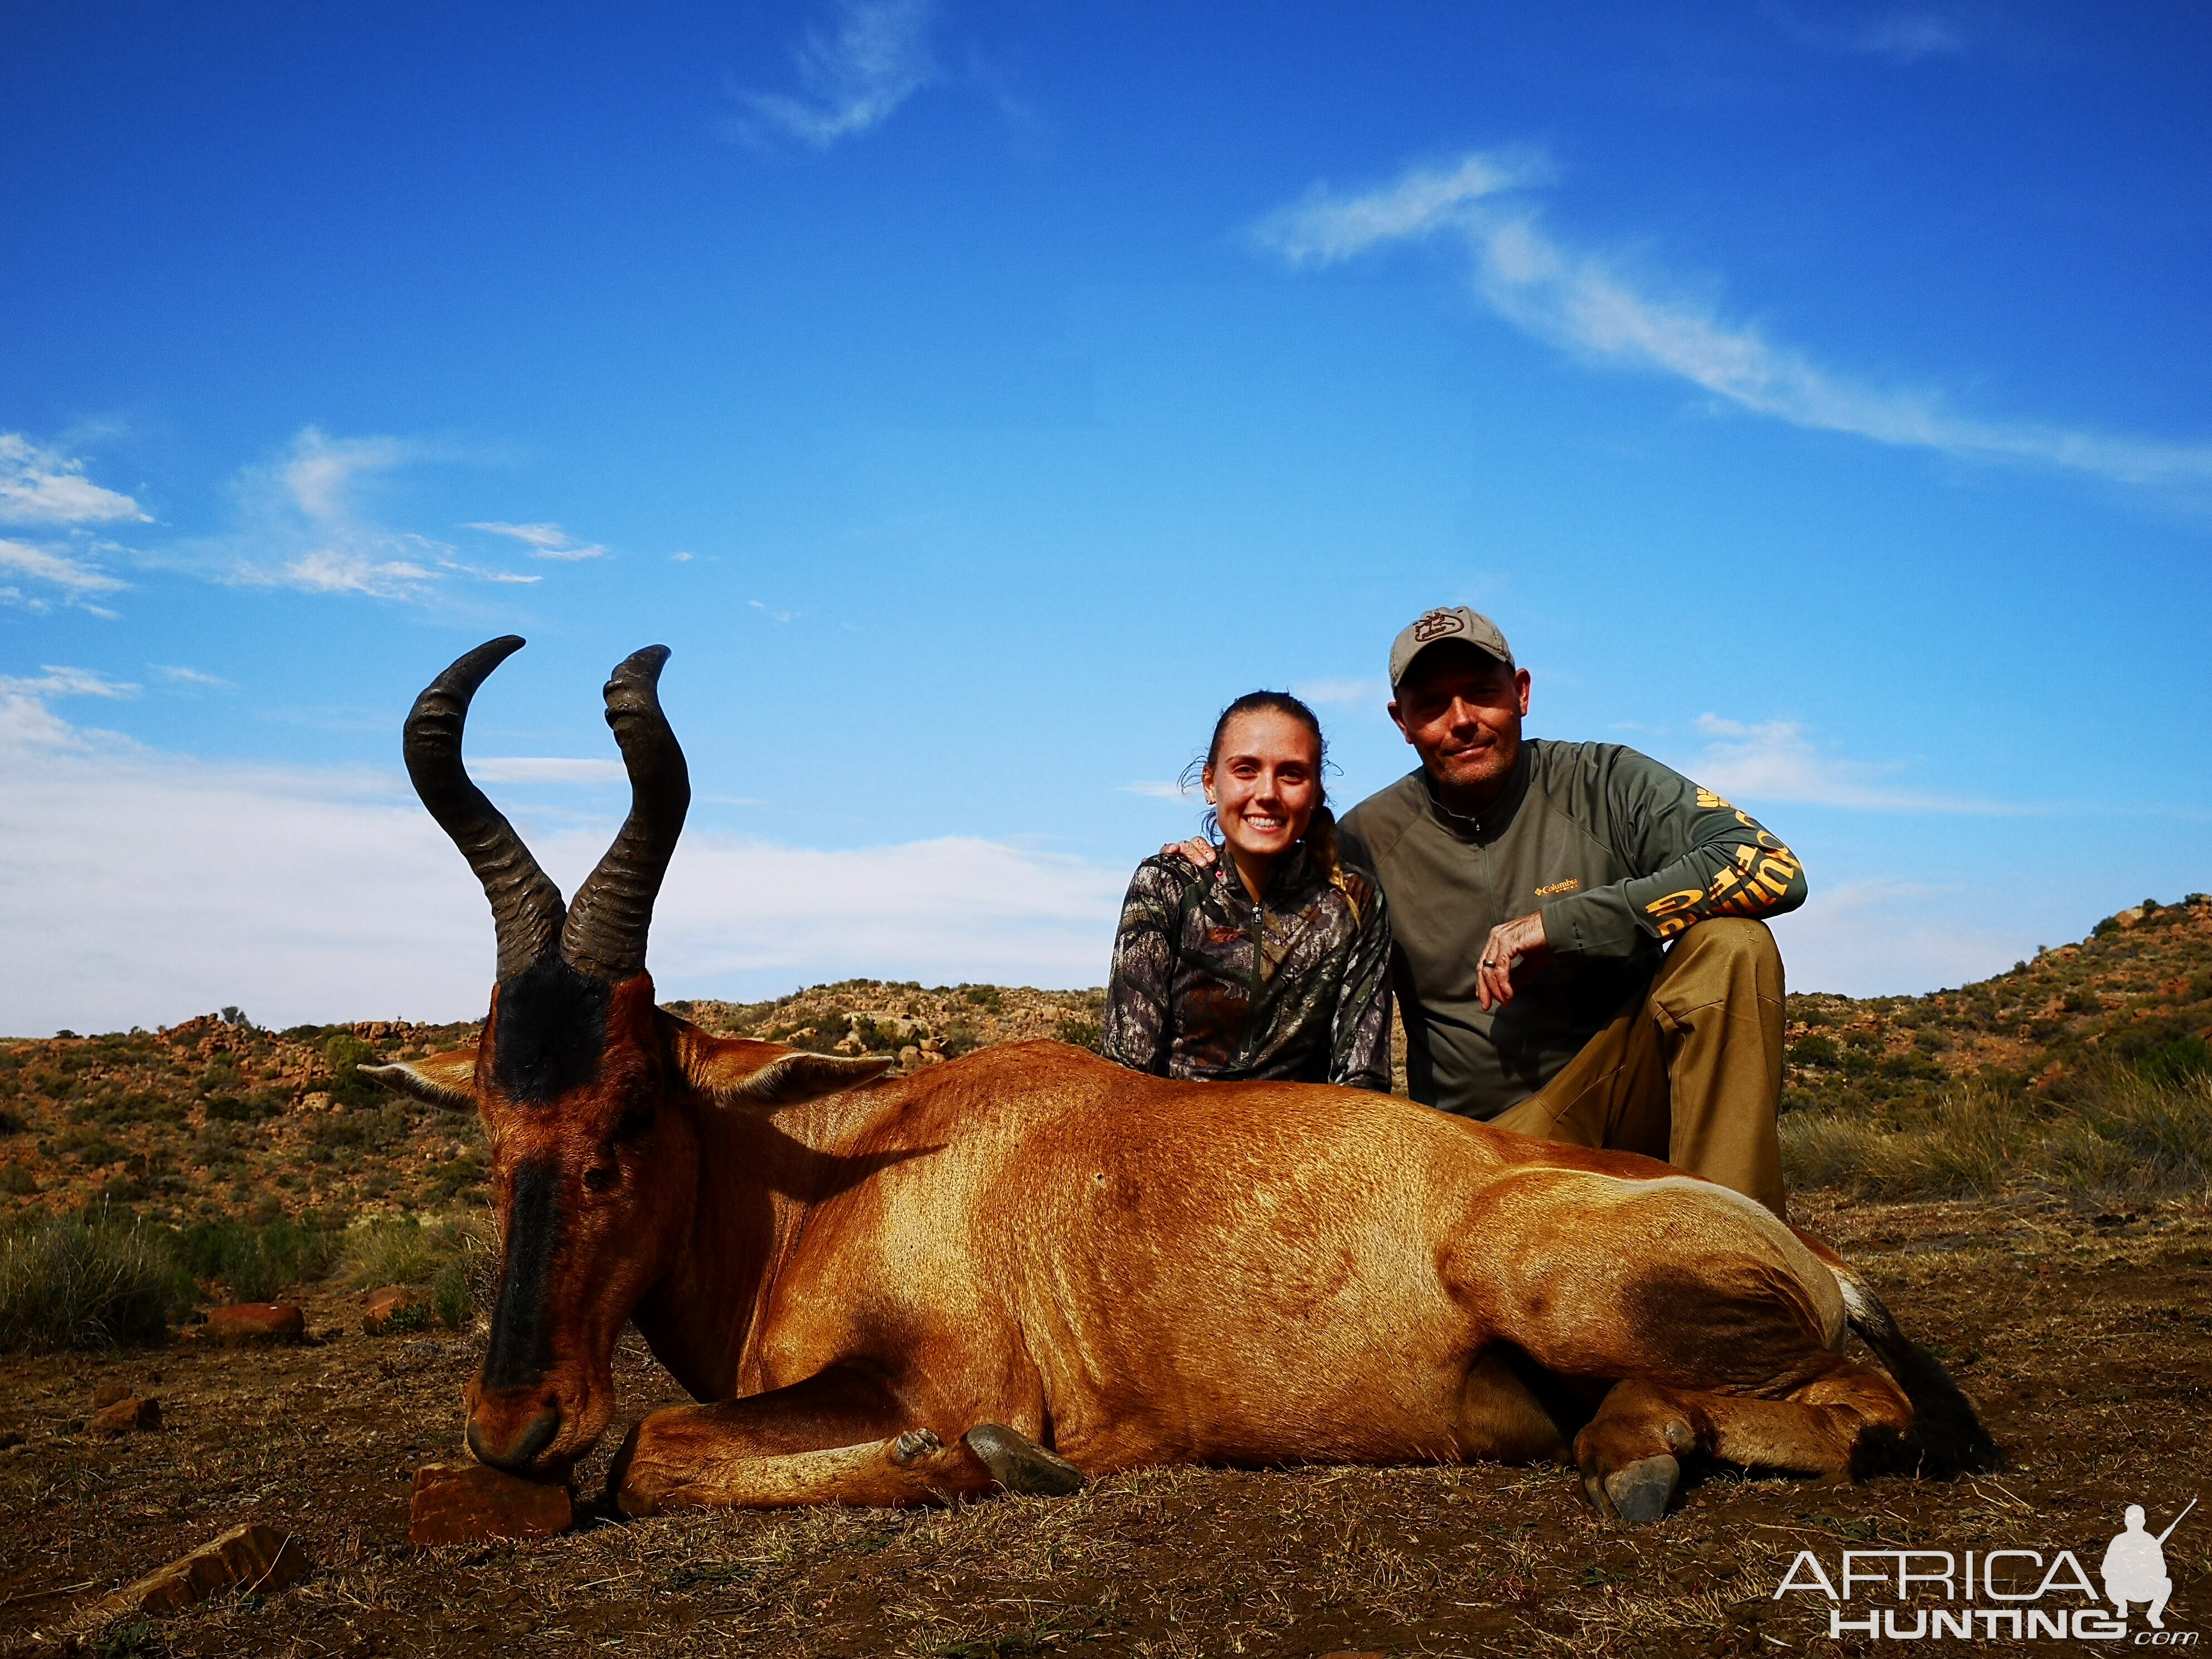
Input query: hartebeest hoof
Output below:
<box><xmin>962</xmin><ymin>1423</ymin><xmax>1085</xmax><ymax>1497</ymax></box>
<box><xmin>893</xmin><ymin>1428</ymin><xmax>944</xmax><ymax>1464</ymax></box>
<box><xmin>1597</xmin><ymin>1454</ymin><xmax>1681</xmax><ymax>1525</ymax></box>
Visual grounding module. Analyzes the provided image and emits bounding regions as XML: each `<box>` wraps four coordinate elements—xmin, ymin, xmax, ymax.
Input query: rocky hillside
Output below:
<box><xmin>2</xmin><ymin>900</ymin><xmax>2204</xmax><ymax>1226</ymax></box>
<box><xmin>1780</xmin><ymin>892</ymin><xmax>2212</xmax><ymax>1113</ymax></box>
<box><xmin>0</xmin><ymin>984</ymin><xmax>1105</xmax><ymax>1225</ymax></box>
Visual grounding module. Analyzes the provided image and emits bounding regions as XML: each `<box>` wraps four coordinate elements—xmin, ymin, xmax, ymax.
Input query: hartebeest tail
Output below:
<box><xmin>1833</xmin><ymin>1268</ymin><xmax>2000</xmax><ymax>1478</ymax></box>
<box><xmin>370</xmin><ymin>636</ymin><xmax>1999</xmax><ymax>1527</ymax></box>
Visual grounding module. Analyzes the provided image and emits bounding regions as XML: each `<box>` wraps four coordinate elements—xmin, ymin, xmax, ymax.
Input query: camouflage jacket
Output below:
<box><xmin>1100</xmin><ymin>843</ymin><xmax>1393</xmax><ymax>1090</ymax></box>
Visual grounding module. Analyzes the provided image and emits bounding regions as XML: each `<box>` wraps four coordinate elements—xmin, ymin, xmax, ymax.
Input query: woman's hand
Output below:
<box><xmin>1159</xmin><ymin>837</ymin><xmax>1215</xmax><ymax>866</ymax></box>
<box><xmin>1476</xmin><ymin>912</ymin><xmax>1552</xmax><ymax>1011</ymax></box>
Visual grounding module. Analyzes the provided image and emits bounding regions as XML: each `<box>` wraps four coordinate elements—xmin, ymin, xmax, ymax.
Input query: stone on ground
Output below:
<box><xmin>76</xmin><ymin>1522</ymin><xmax>308</xmax><ymax>1625</ymax></box>
<box><xmin>86</xmin><ymin>1397</ymin><xmax>162</xmax><ymax>1438</ymax></box>
<box><xmin>408</xmin><ymin>1461</ymin><xmax>573</xmax><ymax>1545</ymax></box>
<box><xmin>361</xmin><ymin>1284</ymin><xmax>430</xmax><ymax>1335</ymax></box>
<box><xmin>203</xmin><ymin>1303</ymin><xmax>306</xmax><ymax>1346</ymax></box>
<box><xmin>91</xmin><ymin>1380</ymin><xmax>133</xmax><ymax>1409</ymax></box>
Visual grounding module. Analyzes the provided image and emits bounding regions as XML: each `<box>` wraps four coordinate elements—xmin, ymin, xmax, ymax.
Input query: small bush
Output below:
<box><xmin>1055</xmin><ymin>1017</ymin><xmax>1103</xmax><ymax>1052</ymax></box>
<box><xmin>0</xmin><ymin>1107</ymin><xmax>25</xmax><ymax>1136</ymax></box>
<box><xmin>963</xmin><ymin>986</ymin><xmax>1004</xmax><ymax>1013</ymax></box>
<box><xmin>0</xmin><ymin>1206</ymin><xmax>193</xmax><ymax>1350</ymax></box>
<box><xmin>342</xmin><ymin>1215</ymin><xmax>462</xmax><ymax>1288</ymax></box>
<box><xmin>1</xmin><ymin>1163</ymin><xmax>37</xmax><ymax>1195</ymax></box>
<box><xmin>174</xmin><ymin>1216</ymin><xmax>339</xmax><ymax>1302</ymax></box>
<box><xmin>323</xmin><ymin>1034</ymin><xmax>386</xmax><ymax>1109</ymax></box>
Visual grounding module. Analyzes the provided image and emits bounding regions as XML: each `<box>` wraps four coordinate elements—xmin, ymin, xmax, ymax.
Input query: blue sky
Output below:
<box><xmin>4</xmin><ymin>2</ymin><xmax>2208</xmax><ymax>1031</ymax></box>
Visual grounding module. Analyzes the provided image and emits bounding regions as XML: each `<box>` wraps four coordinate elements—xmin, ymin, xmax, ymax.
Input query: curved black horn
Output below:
<box><xmin>557</xmin><ymin>645</ymin><xmax>690</xmax><ymax>982</ymax></box>
<box><xmin>404</xmin><ymin>636</ymin><xmax>567</xmax><ymax>981</ymax></box>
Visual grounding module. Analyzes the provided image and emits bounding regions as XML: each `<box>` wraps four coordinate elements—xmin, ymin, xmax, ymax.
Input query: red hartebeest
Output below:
<box><xmin>368</xmin><ymin>638</ymin><xmax>1994</xmax><ymax>1524</ymax></box>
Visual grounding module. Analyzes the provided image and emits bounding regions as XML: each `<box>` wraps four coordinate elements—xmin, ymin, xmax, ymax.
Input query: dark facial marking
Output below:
<box><xmin>482</xmin><ymin>1156</ymin><xmax>562</xmax><ymax>1390</ymax></box>
<box><xmin>493</xmin><ymin>955</ymin><xmax>613</xmax><ymax>1104</ymax></box>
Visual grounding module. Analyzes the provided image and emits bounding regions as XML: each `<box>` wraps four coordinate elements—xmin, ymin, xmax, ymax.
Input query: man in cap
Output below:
<box><xmin>1176</xmin><ymin>606</ymin><xmax>1804</xmax><ymax>1213</ymax></box>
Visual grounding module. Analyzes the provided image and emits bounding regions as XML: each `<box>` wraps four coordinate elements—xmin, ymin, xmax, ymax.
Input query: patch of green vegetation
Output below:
<box><xmin>174</xmin><ymin>1214</ymin><xmax>341</xmax><ymax>1302</ymax></box>
<box><xmin>322</xmin><ymin>1034</ymin><xmax>387</xmax><ymax>1109</ymax></box>
<box><xmin>1055</xmin><ymin>1017</ymin><xmax>1102</xmax><ymax>1052</ymax></box>
<box><xmin>0</xmin><ymin>1206</ymin><xmax>195</xmax><ymax>1351</ymax></box>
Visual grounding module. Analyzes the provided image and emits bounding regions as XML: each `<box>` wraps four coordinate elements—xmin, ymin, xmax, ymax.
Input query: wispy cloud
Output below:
<box><xmin>1120</xmin><ymin>780</ymin><xmax>1191</xmax><ymax>802</ymax></box>
<box><xmin>0</xmin><ymin>536</ymin><xmax>128</xmax><ymax>615</ymax></box>
<box><xmin>0</xmin><ymin>667</ymin><xmax>139</xmax><ymax>753</ymax></box>
<box><xmin>1292</xmin><ymin>677</ymin><xmax>1386</xmax><ymax>708</ymax></box>
<box><xmin>151</xmin><ymin>664</ymin><xmax>235</xmax><ymax>690</ymax></box>
<box><xmin>0</xmin><ymin>433</ymin><xmax>147</xmax><ymax>526</ymax></box>
<box><xmin>184</xmin><ymin>428</ymin><xmax>548</xmax><ymax>601</ymax></box>
<box><xmin>1253</xmin><ymin>151</ymin><xmax>2212</xmax><ymax>491</ymax></box>
<box><xmin>465</xmin><ymin>521</ymin><xmax>609</xmax><ymax>561</ymax></box>
<box><xmin>1771</xmin><ymin>7</ymin><xmax>1970</xmax><ymax>63</ymax></box>
<box><xmin>0</xmin><ymin>434</ymin><xmax>144</xmax><ymax>615</ymax></box>
<box><xmin>1689</xmin><ymin>713</ymin><xmax>2025</xmax><ymax>814</ymax></box>
<box><xmin>470</xmin><ymin>756</ymin><xmax>630</xmax><ymax>784</ymax></box>
<box><xmin>735</xmin><ymin>0</ymin><xmax>936</xmax><ymax>148</ymax></box>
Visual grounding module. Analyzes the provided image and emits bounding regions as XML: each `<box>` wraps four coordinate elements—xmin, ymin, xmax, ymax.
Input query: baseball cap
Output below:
<box><xmin>1388</xmin><ymin>607</ymin><xmax>1515</xmax><ymax>688</ymax></box>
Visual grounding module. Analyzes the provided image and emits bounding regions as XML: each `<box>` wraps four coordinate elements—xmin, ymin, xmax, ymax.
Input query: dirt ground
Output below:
<box><xmin>2</xmin><ymin>1191</ymin><xmax>2206</xmax><ymax>1658</ymax></box>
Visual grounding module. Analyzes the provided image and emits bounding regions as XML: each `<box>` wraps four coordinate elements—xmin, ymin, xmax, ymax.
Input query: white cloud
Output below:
<box><xmin>1120</xmin><ymin>780</ymin><xmax>1191</xmax><ymax>801</ymax></box>
<box><xmin>469</xmin><ymin>756</ymin><xmax>630</xmax><ymax>784</ymax></box>
<box><xmin>1254</xmin><ymin>152</ymin><xmax>2212</xmax><ymax>491</ymax></box>
<box><xmin>736</xmin><ymin>0</ymin><xmax>936</xmax><ymax>147</ymax></box>
<box><xmin>1772</xmin><ymin>8</ymin><xmax>1970</xmax><ymax>63</ymax></box>
<box><xmin>190</xmin><ymin>428</ymin><xmax>555</xmax><ymax>601</ymax></box>
<box><xmin>465</xmin><ymin>521</ymin><xmax>609</xmax><ymax>561</ymax></box>
<box><xmin>1687</xmin><ymin>713</ymin><xmax>2024</xmax><ymax>814</ymax></box>
<box><xmin>0</xmin><ymin>433</ymin><xmax>146</xmax><ymax>526</ymax></box>
<box><xmin>1292</xmin><ymin>677</ymin><xmax>1385</xmax><ymax>707</ymax></box>
<box><xmin>0</xmin><ymin>691</ymin><xmax>1123</xmax><ymax>1033</ymax></box>
<box><xmin>1772</xmin><ymin>877</ymin><xmax>2025</xmax><ymax>996</ymax></box>
<box><xmin>150</xmin><ymin>665</ymin><xmax>235</xmax><ymax>688</ymax></box>
<box><xmin>0</xmin><ymin>537</ymin><xmax>128</xmax><ymax>608</ymax></box>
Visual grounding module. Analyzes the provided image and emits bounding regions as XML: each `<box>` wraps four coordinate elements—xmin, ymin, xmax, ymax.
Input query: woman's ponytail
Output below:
<box><xmin>1306</xmin><ymin>803</ymin><xmax>1361</xmax><ymax>927</ymax></box>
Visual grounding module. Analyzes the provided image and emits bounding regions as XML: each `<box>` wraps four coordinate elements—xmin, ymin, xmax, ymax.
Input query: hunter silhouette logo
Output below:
<box><xmin>2106</xmin><ymin>1501</ymin><xmax>2194</xmax><ymax>1631</ymax></box>
<box><xmin>1772</xmin><ymin>1497</ymin><xmax>2199</xmax><ymax>1642</ymax></box>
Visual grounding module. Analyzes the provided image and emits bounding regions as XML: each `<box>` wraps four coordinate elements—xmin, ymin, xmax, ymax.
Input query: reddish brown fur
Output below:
<box><xmin>377</xmin><ymin>982</ymin><xmax>1976</xmax><ymax>1521</ymax></box>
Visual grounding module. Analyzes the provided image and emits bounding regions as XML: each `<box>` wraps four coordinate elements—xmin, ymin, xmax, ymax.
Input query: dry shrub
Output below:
<box><xmin>341</xmin><ymin>1212</ymin><xmax>500</xmax><ymax>1331</ymax></box>
<box><xmin>0</xmin><ymin>1204</ymin><xmax>193</xmax><ymax>1350</ymax></box>
<box><xmin>1782</xmin><ymin>1069</ymin><xmax>2211</xmax><ymax>1201</ymax></box>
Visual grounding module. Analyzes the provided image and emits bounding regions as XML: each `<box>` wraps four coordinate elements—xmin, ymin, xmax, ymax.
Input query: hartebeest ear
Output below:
<box><xmin>360</xmin><ymin>1047</ymin><xmax>480</xmax><ymax>1110</ymax></box>
<box><xmin>666</xmin><ymin>1019</ymin><xmax>894</xmax><ymax>1109</ymax></box>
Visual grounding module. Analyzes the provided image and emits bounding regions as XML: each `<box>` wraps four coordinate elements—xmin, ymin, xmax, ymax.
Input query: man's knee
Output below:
<box><xmin>1657</xmin><ymin>918</ymin><xmax>1782</xmax><ymax>1000</ymax></box>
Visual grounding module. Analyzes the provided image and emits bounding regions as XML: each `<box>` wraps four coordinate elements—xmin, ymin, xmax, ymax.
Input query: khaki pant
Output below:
<box><xmin>1490</xmin><ymin>918</ymin><xmax>1788</xmax><ymax>1216</ymax></box>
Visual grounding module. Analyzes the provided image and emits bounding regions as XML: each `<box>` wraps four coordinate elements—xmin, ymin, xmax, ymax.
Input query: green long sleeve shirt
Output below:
<box><xmin>1337</xmin><ymin>741</ymin><xmax>1807</xmax><ymax>1119</ymax></box>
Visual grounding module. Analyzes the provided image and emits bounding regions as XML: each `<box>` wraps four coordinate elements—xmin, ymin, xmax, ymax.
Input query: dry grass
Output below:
<box><xmin>0</xmin><ymin>1205</ymin><xmax>190</xmax><ymax>1350</ymax></box>
<box><xmin>1781</xmin><ymin>1066</ymin><xmax>2211</xmax><ymax>1201</ymax></box>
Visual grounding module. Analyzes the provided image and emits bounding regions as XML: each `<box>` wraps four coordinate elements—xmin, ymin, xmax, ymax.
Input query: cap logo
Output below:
<box><xmin>1411</xmin><ymin>610</ymin><xmax>1466</xmax><ymax>643</ymax></box>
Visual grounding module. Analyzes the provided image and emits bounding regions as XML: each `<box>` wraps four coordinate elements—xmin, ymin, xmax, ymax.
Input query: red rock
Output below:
<box><xmin>91</xmin><ymin>1379</ymin><xmax>133</xmax><ymax>1409</ymax></box>
<box><xmin>361</xmin><ymin>1284</ymin><xmax>430</xmax><ymax>1335</ymax></box>
<box><xmin>80</xmin><ymin>1522</ymin><xmax>309</xmax><ymax>1623</ymax></box>
<box><xmin>408</xmin><ymin>1461</ymin><xmax>573</xmax><ymax>1546</ymax></box>
<box><xmin>86</xmin><ymin>1397</ymin><xmax>161</xmax><ymax>1437</ymax></box>
<box><xmin>204</xmin><ymin>1303</ymin><xmax>305</xmax><ymax>1346</ymax></box>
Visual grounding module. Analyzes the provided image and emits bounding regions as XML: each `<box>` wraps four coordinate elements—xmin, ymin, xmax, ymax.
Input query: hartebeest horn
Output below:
<box><xmin>405</xmin><ymin>636</ymin><xmax>569</xmax><ymax>981</ymax></box>
<box><xmin>557</xmin><ymin>645</ymin><xmax>690</xmax><ymax>982</ymax></box>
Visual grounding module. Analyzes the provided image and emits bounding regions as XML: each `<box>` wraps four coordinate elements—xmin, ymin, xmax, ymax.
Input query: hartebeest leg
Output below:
<box><xmin>609</xmin><ymin>1365</ymin><xmax>1082</xmax><ymax>1516</ymax></box>
<box><xmin>1574</xmin><ymin>1359</ymin><xmax>1917</xmax><ymax>1524</ymax></box>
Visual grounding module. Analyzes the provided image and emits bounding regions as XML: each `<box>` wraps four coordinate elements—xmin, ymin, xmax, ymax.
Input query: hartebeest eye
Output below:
<box><xmin>583</xmin><ymin>1165</ymin><xmax>619</xmax><ymax>1192</ymax></box>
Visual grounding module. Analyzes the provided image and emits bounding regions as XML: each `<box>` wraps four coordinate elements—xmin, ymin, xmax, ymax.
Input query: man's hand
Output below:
<box><xmin>1160</xmin><ymin>837</ymin><xmax>1215</xmax><ymax>866</ymax></box>
<box><xmin>1477</xmin><ymin>911</ymin><xmax>1552</xmax><ymax>1012</ymax></box>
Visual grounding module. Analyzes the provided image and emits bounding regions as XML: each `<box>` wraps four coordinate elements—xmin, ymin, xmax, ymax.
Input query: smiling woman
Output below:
<box><xmin>1099</xmin><ymin>692</ymin><xmax>1393</xmax><ymax>1090</ymax></box>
